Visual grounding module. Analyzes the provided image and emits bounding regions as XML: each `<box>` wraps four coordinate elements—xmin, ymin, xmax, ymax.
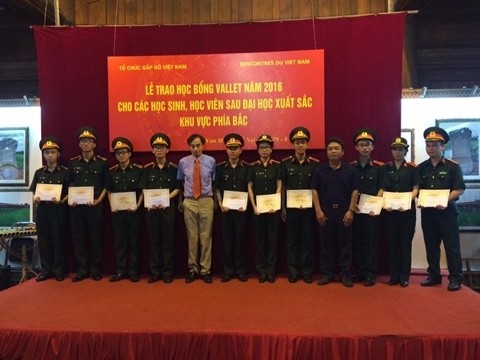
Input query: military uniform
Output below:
<box><xmin>282</xmin><ymin>127</ymin><xmax>318</xmax><ymax>282</ymax></box>
<box><xmin>247</xmin><ymin>134</ymin><xmax>282</xmax><ymax>281</ymax></box>
<box><xmin>139</xmin><ymin>133</ymin><xmax>180</xmax><ymax>282</ymax></box>
<box><xmin>383</xmin><ymin>137</ymin><xmax>421</xmax><ymax>285</ymax></box>
<box><xmin>107</xmin><ymin>137</ymin><xmax>143</xmax><ymax>281</ymax></box>
<box><xmin>217</xmin><ymin>133</ymin><xmax>250</xmax><ymax>281</ymax></box>
<box><xmin>418</xmin><ymin>127</ymin><xmax>465</xmax><ymax>288</ymax></box>
<box><xmin>68</xmin><ymin>127</ymin><xmax>108</xmax><ymax>279</ymax></box>
<box><xmin>29</xmin><ymin>137</ymin><xmax>69</xmax><ymax>280</ymax></box>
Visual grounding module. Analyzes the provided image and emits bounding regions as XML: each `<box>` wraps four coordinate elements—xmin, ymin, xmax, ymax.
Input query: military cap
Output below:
<box><xmin>223</xmin><ymin>133</ymin><xmax>244</xmax><ymax>147</ymax></box>
<box><xmin>423</xmin><ymin>126</ymin><xmax>449</xmax><ymax>144</ymax></box>
<box><xmin>390</xmin><ymin>137</ymin><xmax>409</xmax><ymax>149</ymax></box>
<box><xmin>77</xmin><ymin>126</ymin><xmax>97</xmax><ymax>141</ymax></box>
<box><xmin>353</xmin><ymin>128</ymin><xmax>376</xmax><ymax>144</ymax></box>
<box><xmin>111</xmin><ymin>137</ymin><xmax>133</xmax><ymax>151</ymax></box>
<box><xmin>150</xmin><ymin>133</ymin><xmax>171</xmax><ymax>148</ymax></box>
<box><xmin>39</xmin><ymin>136</ymin><xmax>62</xmax><ymax>151</ymax></box>
<box><xmin>289</xmin><ymin>127</ymin><xmax>310</xmax><ymax>142</ymax></box>
<box><xmin>255</xmin><ymin>134</ymin><xmax>274</xmax><ymax>145</ymax></box>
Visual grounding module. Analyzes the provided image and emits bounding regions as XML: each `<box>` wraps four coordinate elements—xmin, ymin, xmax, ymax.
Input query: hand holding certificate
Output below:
<box><xmin>68</xmin><ymin>186</ymin><xmax>94</xmax><ymax>206</ymax></box>
<box><xmin>222</xmin><ymin>190</ymin><xmax>248</xmax><ymax>211</ymax></box>
<box><xmin>34</xmin><ymin>184</ymin><xmax>62</xmax><ymax>202</ymax></box>
<box><xmin>256</xmin><ymin>193</ymin><xmax>281</xmax><ymax>214</ymax></box>
<box><xmin>286</xmin><ymin>189</ymin><xmax>312</xmax><ymax>209</ymax></box>
<box><xmin>110</xmin><ymin>192</ymin><xmax>137</xmax><ymax>211</ymax></box>
<box><xmin>418</xmin><ymin>189</ymin><xmax>450</xmax><ymax>208</ymax></box>
<box><xmin>383</xmin><ymin>191</ymin><xmax>412</xmax><ymax>211</ymax></box>
<box><xmin>358</xmin><ymin>193</ymin><xmax>383</xmax><ymax>215</ymax></box>
<box><xmin>143</xmin><ymin>189</ymin><xmax>170</xmax><ymax>209</ymax></box>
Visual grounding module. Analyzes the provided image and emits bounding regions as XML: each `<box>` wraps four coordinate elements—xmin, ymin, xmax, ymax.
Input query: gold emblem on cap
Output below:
<box><xmin>395</xmin><ymin>138</ymin><xmax>401</xmax><ymax>143</ymax></box>
<box><xmin>262</xmin><ymin>135</ymin><xmax>267</xmax><ymax>140</ymax></box>
<box><xmin>83</xmin><ymin>130</ymin><xmax>90</xmax><ymax>136</ymax></box>
<box><xmin>47</xmin><ymin>141</ymin><xmax>52</xmax><ymax>146</ymax></box>
<box><xmin>362</xmin><ymin>131</ymin><xmax>368</xmax><ymax>137</ymax></box>
<box><xmin>429</xmin><ymin>131</ymin><xmax>436</xmax><ymax>137</ymax></box>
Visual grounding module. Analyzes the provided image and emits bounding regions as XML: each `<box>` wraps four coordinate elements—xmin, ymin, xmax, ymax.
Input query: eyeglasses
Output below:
<box><xmin>153</xmin><ymin>145</ymin><xmax>167</xmax><ymax>150</ymax></box>
<box><xmin>79</xmin><ymin>138</ymin><xmax>94</xmax><ymax>144</ymax></box>
<box><xmin>115</xmin><ymin>149</ymin><xmax>130</xmax><ymax>156</ymax></box>
<box><xmin>258</xmin><ymin>146</ymin><xmax>271</xmax><ymax>150</ymax></box>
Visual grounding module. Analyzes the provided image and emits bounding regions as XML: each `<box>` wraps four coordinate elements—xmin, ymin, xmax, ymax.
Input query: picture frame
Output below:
<box><xmin>401</xmin><ymin>128</ymin><xmax>415</xmax><ymax>163</ymax></box>
<box><xmin>0</xmin><ymin>191</ymin><xmax>32</xmax><ymax>227</ymax></box>
<box><xmin>0</xmin><ymin>127</ymin><xmax>29</xmax><ymax>186</ymax></box>
<box><xmin>435</xmin><ymin>119</ymin><xmax>479</xmax><ymax>182</ymax></box>
<box><xmin>457</xmin><ymin>183</ymin><xmax>480</xmax><ymax>231</ymax></box>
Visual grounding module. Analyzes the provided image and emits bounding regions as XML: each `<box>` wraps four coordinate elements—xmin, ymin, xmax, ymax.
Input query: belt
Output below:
<box><xmin>184</xmin><ymin>196</ymin><xmax>213</xmax><ymax>200</ymax></box>
<box><xmin>321</xmin><ymin>203</ymin><xmax>347</xmax><ymax>209</ymax></box>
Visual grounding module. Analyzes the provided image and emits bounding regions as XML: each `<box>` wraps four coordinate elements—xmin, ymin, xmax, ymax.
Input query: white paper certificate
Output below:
<box><xmin>222</xmin><ymin>190</ymin><xmax>248</xmax><ymax>210</ymax></box>
<box><xmin>418</xmin><ymin>189</ymin><xmax>450</xmax><ymax>208</ymax></box>
<box><xmin>110</xmin><ymin>192</ymin><xmax>137</xmax><ymax>211</ymax></box>
<box><xmin>256</xmin><ymin>193</ymin><xmax>281</xmax><ymax>214</ymax></box>
<box><xmin>34</xmin><ymin>183</ymin><xmax>62</xmax><ymax>201</ymax></box>
<box><xmin>383</xmin><ymin>191</ymin><xmax>412</xmax><ymax>210</ymax></box>
<box><xmin>358</xmin><ymin>193</ymin><xmax>384</xmax><ymax>215</ymax></box>
<box><xmin>68</xmin><ymin>186</ymin><xmax>94</xmax><ymax>205</ymax></box>
<box><xmin>143</xmin><ymin>189</ymin><xmax>170</xmax><ymax>209</ymax></box>
<box><xmin>286</xmin><ymin>189</ymin><xmax>312</xmax><ymax>209</ymax></box>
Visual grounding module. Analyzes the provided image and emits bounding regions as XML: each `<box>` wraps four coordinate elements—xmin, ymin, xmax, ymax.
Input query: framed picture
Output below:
<box><xmin>401</xmin><ymin>128</ymin><xmax>415</xmax><ymax>163</ymax></box>
<box><xmin>0</xmin><ymin>191</ymin><xmax>32</xmax><ymax>227</ymax></box>
<box><xmin>457</xmin><ymin>183</ymin><xmax>480</xmax><ymax>231</ymax></box>
<box><xmin>0</xmin><ymin>127</ymin><xmax>29</xmax><ymax>186</ymax></box>
<box><xmin>435</xmin><ymin>119</ymin><xmax>479</xmax><ymax>181</ymax></box>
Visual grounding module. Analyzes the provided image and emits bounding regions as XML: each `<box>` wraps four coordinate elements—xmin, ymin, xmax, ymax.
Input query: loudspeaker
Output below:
<box><xmin>7</xmin><ymin>237</ymin><xmax>35</xmax><ymax>263</ymax></box>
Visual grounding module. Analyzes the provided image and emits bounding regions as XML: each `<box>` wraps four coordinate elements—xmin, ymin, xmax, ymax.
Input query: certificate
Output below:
<box><xmin>143</xmin><ymin>189</ymin><xmax>170</xmax><ymax>209</ymax></box>
<box><xmin>68</xmin><ymin>186</ymin><xmax>94</xmax><ymax>205</ymax></box>
<box><xmin>34</xmin><ymin>183</ymin><xmax>62</xmax><ymax>201</ymax></box>
<box><xmin>286</xmin><ymin>189</ymin><xmax>312</xmax><ymax>208</ymax></box>
<box><xmin>358</xmin><ymin>193</ymin><xmax>383</xmax><ymax>215</ymax></box>
<box><xmin>256</xmin><ymin>193</ymin><xmax>281</xmax><ymax>214</ymax></box>
<box><xmin>110</xmin><ymin>191</ymin><xmax>137</xmax><ymax>211</ymax></box>
<box><xmin>418</xmin><ymin>189</ymin><xmax>450</xmax><ymax>208</ymax></box>
<box><xmin>383</xmin><ymin>191</ymin><xmax>412</xmax><ymax>210</ymax></box>
<box><xmin>222</xmin><ymin>190</ymin><xmax>248</xmax><ymax>210</ymax></box>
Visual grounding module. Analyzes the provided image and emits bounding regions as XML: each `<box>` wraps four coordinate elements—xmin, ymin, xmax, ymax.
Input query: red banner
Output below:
<box><xmin>108</xmin><ymin>50</ymin><xmax>324</xmax><ymax>151</ymax></box>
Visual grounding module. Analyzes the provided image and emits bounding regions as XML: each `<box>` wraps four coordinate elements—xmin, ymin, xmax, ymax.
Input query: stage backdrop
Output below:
<box><xmin>32</xmin><ymin>14</ymin><xmax>405</xmax><ymax>275</ymax></box>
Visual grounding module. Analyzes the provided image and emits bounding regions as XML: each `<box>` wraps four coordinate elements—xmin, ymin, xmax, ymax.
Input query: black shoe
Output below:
<box><xmin>303</xmin><ymin>275</ymin><xmax>313</xmax><ymax>284</ymax></box>
<box><xmin>258</xmin><ymin>274</ymin><xmax>267</xmax><ymax>283</ymax></box>
<box><xmin>148</xmin><ymin>275</ymin><xmax>161</xmax><ymax>283</ymax></box>
<box><xmin>91</xmin><ymin>274</ymin><xmax>102</xmax><ymax>281</ymax></box>
<box><xmin>341</xmin><ymin>276</ymin><xmax>354</xmax><ymax>288</ymax></box>
<box><xmin>317</xmin><ymin>276</ymin><xmax>332</xmax><ymax>286</ymax></box>
<box><xmin>421</xmin><ymin>277</ymin><xmax>442</xmax><ymax>287</ymax></box>
<box><xmin>447</xmin><ymin>281</ymin><xmax>461</xmax><ymax>291</ymax></box>
<box><xmin>238</xmin><ymin>274</ymin><xmax>248</xmax><ymax>282</ymax></box>
<box><xmin>364</xmin><ymin>277</ymin><xmax>376</xmax><ymax>287</ymax></box>
<box><xmin>72</xmin><ymin>273</ymin><xmax>88</xmax><ymax>283</ymax></box>
<box><xmin>36</xmin><ymin>273</ymin><xmax>53</xmax><ymax>282</ymax></box>
<box><xmin>164</xmin><ymin>276</ymin><xmax>173</xmax><ymax>284</ymax></box>
<box><xmin>400</xmin><ymin>280</ymin><xmax>409</xmax><ymax>287</ymax></box>
<box><xmin>55</xmin><ymin>275</ymin><xmax>65</xmax><ymax>281</ymax></box>
<box><xmin>185</xmin><ymin>272</ymin><xmax>197</xmax><ymax>283</ymax></box>
<box><xmin>288</xmin><ymin>275</ymin><xmax>298</xmax><ymax>283</ymax></box>
<box><xmin>221</xmin><ymin>274</ymin><xmax>232</xmax><ymax>282</ymax></box>
<box><xmin>203</xmin><ymin>273</ymin><xmax>213</xmax><ymax>284</ymax></box>
<box><xmin>388</xmin><ymin>278</ymin><xmax>399</xmax><ymax>286</ymax></box>
<box><xmin>267</xmin><ymin>276</ymin><xmax>275</xmax><ymax>283</ymax></box>
<box><xmin>130</xmin><ymin>275</ymin><xmax>140</xmax><ymax>283</ymax></box>
<box><xmin>109</xmin><ymin>273</ymin><xmax>127</xmax><ymax>282</ymax></box>
<box><xmin>351</xmin><ymin>274</ymin><xmax>365</xmax><ymax>283</ymax></box>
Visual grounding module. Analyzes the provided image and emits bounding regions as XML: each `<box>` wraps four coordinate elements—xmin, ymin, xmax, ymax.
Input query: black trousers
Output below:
<box><xmin>285</xmin><ymin>208</ymin><xmax>315</xmax><ymax>277</ymax></box>
<box><xmin>421</xmin><ymin>208</ymin><xmax>463</xmax><ymax>282</ymax></box>
<box><xmin>319</xmin><ymin>205</ymin><xmax>352</xmax><ymax>278</ymax></box>
<box><xmin>254</xmin><ymin>212</ymin><xmax>280</xmax><ymax>277</ymax></box>
<box><xmin>383</xmin><ymin>210</ymin><xmax>416</xmax><ymax>282</ymax></box>
<box><xmin>36</xmin><ymin>203</ymin><xmax>68</xmax><ymax>276</ymax></box>
<box><xmin>112</xmin><ymin>209</ymin><xmax>142</xmax><ymax>276</ymax></box>
<box><xmin>71</xmin><ymin>203</ymin><xmax>104</xmax><ymax>276</ymax></box>
<box><xmin>221</xmin><ymin>210</ymin><xmax>247</xmax><ymax>276</ymax></box>
<box><xmin>352</xmin><ymin>213</ymin><xmax>380</xmax><ymax>279</ymax></box>
<box><xmin>145</xmin><ymin>206</ymin><xmax>176</xmax><ymax>278</ymax></box>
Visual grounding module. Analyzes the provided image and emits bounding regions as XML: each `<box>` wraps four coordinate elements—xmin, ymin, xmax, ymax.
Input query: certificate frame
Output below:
<box><xmin>68</xmin><ymin>186</ymin><xmax>94</xmax><ymax>205</ymax></box>
<box><xmin>143</xmin><ymin>189</ymin><xmax>170</xmax><ymax>209</ymax></box>
<box><xmin>382</xmin><ymin>191</ymin><xmax>412</xmax><ymax>211</ymax></box>
<box><xmin>34</xmin><ymin>183</ymin><xmax>62</xmax><ymax>201</ymax></box>
<box><xmin>256</xmin><ymin>193</ymin><xmax>281</xmax><ymax>214</ymax></box>
<box><xmin>110</xmin><ymin>191</ymin><xmax>137</xmax><ymax>211</ymax></box>
<box><xmin>222</xmin><ymin>190</ymin><xmax>248</xmax><ymax>210</ymax></box>
<box><xmin>286</xmin><ymin>189</ymin><xmax>312</xmax><ymax>209</ymax></box>
<box><xmin>358</xmin><ymin>193</ymin><xmax>383</xmax><ymax>215</ymax></box>
<box><xmin>418</xmin><ymin>189</ymin><xmax>450</xmax><ymax>208</ymax></box>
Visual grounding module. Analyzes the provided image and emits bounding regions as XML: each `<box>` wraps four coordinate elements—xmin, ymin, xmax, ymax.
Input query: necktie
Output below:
<box><xmin>193</xmin><ymin>159</ymin><xmax>202</xmax><ymax>199</ymax></box>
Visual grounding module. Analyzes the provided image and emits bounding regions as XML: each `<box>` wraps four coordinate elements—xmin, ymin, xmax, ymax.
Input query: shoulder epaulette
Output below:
<box><xmin>386</xmin><ymin>161</ymin><xmax>394</xmax><ymax>167</ymax></box>
<box><xmin>241</xmin><ymin>160</ymin><xmax>250</xmax><ymax>166</ymax></box>
<box><xmin>407</xmin><ymin>162</ymin><xmax>417</xmax><ymax>168</ymax></box>
<box><xmin>282</xmin><ymin>155</ymin><xmax>293</xmax><ymax>162</ymax></box>
<box><xmin>97</xmin><ymin>155</ymin><xmax>107</xmax><ymax>161</ymax></box>
<box><xmin>70</xmin><ymin>155</ymin><xmax>81</xmax><ymax>161</ymax></box>
<box><xmin>60</xmin><ymin>165</ymin><xmax>68</xmax><ymax>171</ymax></box>
<box><xmin>217</xmin><ymin>160</ymin><xmax>227</xmax><ymax>167</ymax></box>
<box><xmin>445</xmin><ymin>157</ymin><xmax>459</xmax><ymax>165</ymax></box>
<box><xmin>109</xmin><ymin>164</ymin><xmax>119</xmax><ymax>171</ymax></box>
<box><xmin>308</xmin><ymin>156</ymin><xmax>320</xmax><ymax>163</ymax></box>
<box><xmin>270</xmin><ymin>159</ymin><xmax>280</xmax><ymax>164</ymax></box>
<box><xmin>169</xmin><ymin>162</ymin><xmax>178</xmax><ymax>168</ymax></box>
<box><xmin>144</xmin><ymin>162</ymin><xmax>154</xmax><ymax>168</ymax></box>
<box><xmin>133</xmin><ymin>163</ymin><xmax>143</xmax><ymax>169</ymax></box>
<box><xmin>373</xmin><ymin>160</ymin><xmax>385</xmax><ymax>166</ymax></box>
<box><xmin>349</xmin><ymin>160</ymin><xmax>357</xmax><ymax>166</ymax></box>
<box><xmin>251</xmin><ymin>160</ymin><xmax>261</xmax><ymax>166</ymax></box>
<box><xmin>36</xmin><ymin>166</ymin><xmax>46</xmax><ymax>171</ymax></box>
